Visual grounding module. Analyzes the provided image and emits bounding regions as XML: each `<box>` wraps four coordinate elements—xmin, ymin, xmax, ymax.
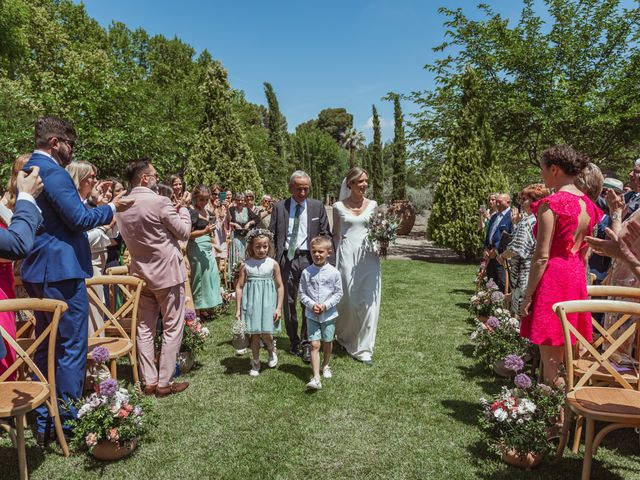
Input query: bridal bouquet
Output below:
<box><xmin>365</xmin><ymin>206</ymin><xmax>400</xmax><ymax>259</ymax></box>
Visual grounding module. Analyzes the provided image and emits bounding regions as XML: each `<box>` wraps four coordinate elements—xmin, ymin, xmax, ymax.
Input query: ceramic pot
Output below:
<box><xmin>177</xmin><ymin>351</ymin><xmax>195</xmax><ymax>373</ymax></box>
<box><xmin>500</xmin><ymin>447</ymin><xmax>543</xmax><ymax>469</ymax></box>
<box><xmin>92</xmin><ymin>438</ymin><xmax>137</xmax><ymax>461</ymax></box>
<box><xmin>391</xmin><ymin>200</ymin><xmax>416</xmax><ymax>236</ymax></box>
<box><xmin>493</xmin><ymin>359</ymin><xmax>516</xmax><ymax>378</ymax></box>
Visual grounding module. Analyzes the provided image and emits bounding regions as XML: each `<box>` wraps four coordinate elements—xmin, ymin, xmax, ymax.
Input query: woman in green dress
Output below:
<box><xmin>227</xmin><ymin>192</ymin><xmax>259</xmax><ymax>283</ymax></box>
<box><xmin>187</xmin><ymin>185</ymin><xmax>223</xmax><ymax>317</ymax></box>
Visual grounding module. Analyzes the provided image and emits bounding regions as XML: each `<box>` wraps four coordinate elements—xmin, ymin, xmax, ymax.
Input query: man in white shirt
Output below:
<box><xmin>269</xmin><ymin>171</ymin><xmax>332</xmax><ymax>361</ymax></box>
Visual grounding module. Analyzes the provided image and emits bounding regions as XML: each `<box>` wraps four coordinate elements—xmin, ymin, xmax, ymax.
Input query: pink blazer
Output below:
<box><xmin>116</xmin><ymin>187</ymin><xmax>191</xmax><ymax>290</ymax></box>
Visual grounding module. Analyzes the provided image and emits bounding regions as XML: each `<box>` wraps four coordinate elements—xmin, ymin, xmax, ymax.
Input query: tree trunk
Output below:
<box><xmin>349</xmin><ymin>148</ymin><xmax>355</xmax><ymax>168</ymax></box>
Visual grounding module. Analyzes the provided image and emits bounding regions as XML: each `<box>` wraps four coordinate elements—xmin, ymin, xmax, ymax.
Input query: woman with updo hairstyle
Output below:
<box><xmin>519</xmin><ymin>145</ymin><xmax>603</xmax><ymax>386</ymax></box>
<box><xmin>499</xmin><ymin>183</ymin><xmax>550</xmax><ymax>315</ymax></box>
<box><xmin>574</xmin><ymin>162</ymin><xmax>604</xmax><ymax>203</ymax></box>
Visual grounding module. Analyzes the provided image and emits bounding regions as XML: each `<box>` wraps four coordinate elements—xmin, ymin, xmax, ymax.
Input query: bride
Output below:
<box><xmin>332</xmin><ymin>167</ymin><xmax>381</xmax><ymax>364</ymax></box>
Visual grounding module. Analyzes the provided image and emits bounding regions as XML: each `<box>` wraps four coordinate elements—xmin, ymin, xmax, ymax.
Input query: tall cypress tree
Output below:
<box><xmin>391</xmin><ymin>94</ymin><xmax>406</xmax><ymax>200</ymax></box>
<box><xmin>186</xmin><ymin>61</ymin><xmax>262</xmax><ymax>194</ymax></box>
<box><xmin>371</xmin><ymin>104</ymin><xmax>383</xmax><ymax>203</ymax></box>
<box><xmin>262</xmin><ymin>81</ymin><xmax>290</xmax><ymax>194</ymax></box>
<box><xmin>427</xmin><ymin>66</ymin><xmax>507</xmax><ymax>257</ymax></box>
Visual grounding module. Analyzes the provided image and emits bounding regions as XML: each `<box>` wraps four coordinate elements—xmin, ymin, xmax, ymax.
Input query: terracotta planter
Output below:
<box><xmin>85</xmin><ymin>363</ymin><xmax>112</xmax><ymax>392</ymax></box>
<box><xmin>92</xmin><ymin>438</ymin><xmax>137</xmax><ymax>461</ymax></box>
<box><xmin>493</xmin><ymin>359</ymin><xmax>516</xmax><ymax>378</ymax></box>
<box><xmin>390</xmin><ymin>201</ymin><xmax>416</xmax><ymax>236</ymax></box>
<box><xmin>500</xmin><ymin>447</ymin><xmax>543</xmax><ymax>469</ymax></box>
<box><xmin>177</xmin><ymin>351</ymin><xmax>195</xmax><ymax>373</ymax></box>
<box><xmin>478</xmin><ymin>315</ymin><xmax>489</xmax><ymax>324</ymax></box>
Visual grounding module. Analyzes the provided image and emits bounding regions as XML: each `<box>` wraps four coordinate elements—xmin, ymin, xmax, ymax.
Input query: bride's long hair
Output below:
<box><xmin>339</xmin><ymin>166</ymin><xmax>368</xmax><ymax>201</ymax></box>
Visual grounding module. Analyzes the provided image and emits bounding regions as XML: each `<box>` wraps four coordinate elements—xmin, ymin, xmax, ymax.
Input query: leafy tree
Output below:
<box><xmin>316</xmin><ymin>108</ymin><xmax>353</xmax><ymax>143</ymax></box>
<box><xmin>186</xmin><ymin>61</ymin><xmax>262</xmax><ymax>194</ymax></box>
<box><xmin>340</xmin><ymin>127</ymin><xmax>365</xmax><ymax>168</ymax></box>
<box><xmin>261</xmin><ymin>82</ymin><xmax>290</xmax><ymax>195</ymax></box>
<box><xmin>428</xmin><ymin>66</ymin><xmax>507</xmax><ymax>257</ymax></box>
<box><xmin>371</xmin><ymin>104</ymin><xmax>384</xmax><ymax>203</ymax></box>
<box><xmin>390</xmin><ymin>93</ymin><xmax>407</xmax><ymax>200</ymax></box>
<box><xmin>411</xmin><ymin>0</ymin><xmax>640</xmax><ymax>183</ymax></box>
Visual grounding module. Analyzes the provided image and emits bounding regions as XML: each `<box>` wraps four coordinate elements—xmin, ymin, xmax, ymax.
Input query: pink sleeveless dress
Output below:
<box><xmin>520</xmin><ymin>191</ymin><xmax>602</xmax><ymax>346</ymax></box>
<box><xmin>0</xmin><ymin>221</ymin><xmax>16</xmax><ymax>380</ymax></box>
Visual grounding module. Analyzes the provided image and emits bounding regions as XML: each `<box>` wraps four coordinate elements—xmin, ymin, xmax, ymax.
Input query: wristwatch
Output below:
<box><xmin>611</xmin><ymin>212</ymin><xmax>621</xmax><ymax>222</ymax></box>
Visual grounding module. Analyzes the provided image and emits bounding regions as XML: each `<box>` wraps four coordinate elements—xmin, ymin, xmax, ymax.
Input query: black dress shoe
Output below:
<box><xmin>289</xmin><ymin>344</ymin><xmax>300</xmax><ymax>356</ymax></box>
<box><xmin>302</xmin><ymin>344</ymin><xmax>311</xmax><ymax>363</ymax></box>
<box><xmin>36</xmin><ymin>429</ymin><xmax>69</xmax><ymax>447</ymax></box>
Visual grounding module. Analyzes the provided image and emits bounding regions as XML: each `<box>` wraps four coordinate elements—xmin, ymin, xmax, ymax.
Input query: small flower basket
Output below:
<box><xmin>365</xmin><ymin>206</ymin><xmax>399</xmax><ymax>260</ymax></box>
<box><xmin>232</xmin><ymin>318</ymin><xmax>248</xmax><ymax>350</ymax></box>
<box><xmin>480</xmin><ymin>378</ymin><xmax>565</xmax><ymax>467</ymax></box>
<box><xmin>66</xmin><ymin>378</ymin><xmax>155</xmax><ymax>460</ymax></box>
<box><xmin>469</xmin><ymin>279</ymin><xmax>505</xmax><ymax>318</ymax></box>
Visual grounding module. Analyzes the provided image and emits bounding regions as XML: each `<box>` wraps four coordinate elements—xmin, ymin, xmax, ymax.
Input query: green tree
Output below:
<box><xmin>186</xmin><ymin>61</ymin><xmax>262</xmax><ymax>194</ymax></box>
<box><xmin>412</xmin><ymin>0</ymin><xmax>640</xmax><ymax>183</ymax></box>
<box><xmin>390</xmin><ymin>93</ymin><xmax>407</xmax><ymax>200</ymax></box>
<box><xmin>316</xmin><ymin>108</ymin><xmax>353</xmax><ymax>143</ymax></box>
<box><xmin>428</xmin><ymin>66</ymin><xmax>507</xmax><ymax>257</ymax></box>
<box><xmin>371</xmin><ymin>104</ymin><xmax>384</xmax><ymax>203</ymax></box>
<box><xmin>262</xmin><ymin>82</ymin><xmax>290</xmax><ymax>195</ymax></box>
<box><xmin>340</xmin><ymin>127</ymin><xmax>365</xmax><ymax>168</ymax></box>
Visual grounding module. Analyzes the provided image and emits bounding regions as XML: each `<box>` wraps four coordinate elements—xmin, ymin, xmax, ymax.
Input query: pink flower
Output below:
<box><xmin>85</xmin><ymin>432</ymin><xmax>98</xmax><ymax>447</ymax></box>
<box><xmin>107</xmin><ymin>428</ymin><xmax>120</xmax><ymax>442</ymax></box>
<box><xmin>117</xmin><ymin>408</ymin><xmax>130</xmax><ymax>418</ymax></box>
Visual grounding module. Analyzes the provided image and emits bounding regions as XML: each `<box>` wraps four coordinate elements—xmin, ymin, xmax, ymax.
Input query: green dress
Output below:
<box><xmin>242</xmin><ymin>257</ymin><xmax>280</xmax><ymax>334</ymax></box>
<box><xmin>187</xmin><ymin>210</ymin><xmax>223</xmax><ymax>310</ymax></box>
<box><xmin>228</xmin><ymin>207</ymin><xmax>249</xmax><ymax>281</ymax></box>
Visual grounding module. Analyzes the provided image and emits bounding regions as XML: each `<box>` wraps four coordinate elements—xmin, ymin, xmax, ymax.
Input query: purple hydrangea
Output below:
<box><xmin>514</xmin><ymin>373</ymin><xmax>533</xmax><ymax>389</ymax></box>
<box><xmin>99</xmin><ymin>378</ymin><xmax>118</xmax><ymax>397</ymax></box>
<box><xmin>184</xmin><ymin>308</ymin><xmax>197</xmax><ymax>322</ymax></box>
<box><xmin>486</xmin><ymin>316</ymin><xmax>500</xmax><ymax>329</ymax></box>
<box><xmin>491</xmin><ymin>291</ymin><xmax>504</xmax><ymax>303</ymax></box>
<box><xmin>504</xmin><ymin>354</ymin><xmax>525</xmax><ymax>372</ymax></box>
<box><xmin>91</xmin><ymin>346</ymin><xmax>110</xmax><ymax>364</ymax></box>
<box><xmin>486</xmin><ymin>279</ymin><xmax>498</xmax><ymax>290</ymax></box>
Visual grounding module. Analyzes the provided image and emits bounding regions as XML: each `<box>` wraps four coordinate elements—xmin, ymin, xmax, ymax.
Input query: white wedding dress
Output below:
<box><xmin>332</xmin><ymin>200</ymin><xmax>381</xmax><ymax>362</ymax></box>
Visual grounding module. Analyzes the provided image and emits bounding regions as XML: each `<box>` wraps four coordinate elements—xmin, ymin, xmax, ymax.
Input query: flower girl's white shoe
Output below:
<box><xmin>249</xmin><ymin>360</ymin><xmax>260</xmax><ymax>377</ymax></box>
<box><xmin>267</xmin><ymin>350</ymin><xmax>278</xmax><ymax>368</ymax></box>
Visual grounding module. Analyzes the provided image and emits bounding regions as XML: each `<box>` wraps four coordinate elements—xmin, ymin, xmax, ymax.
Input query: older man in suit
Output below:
<box><xmin>484</xmin><ymin>193</ymin><xmax>513</xmax><ymax>292</ymax></box>
<box><xmin>117</xmin><ymin>159</ymin><xmax>192</xmax><ymax>397</ymax></box>
<box><xmin>269</xmin><ymin>171</ymin><xmax>332</xmax><ymax>362</ymax></box>
<box><xmin>21</xmin><ymin>116</ymin><xmax>134</xmax><ymax>444</ymax></box>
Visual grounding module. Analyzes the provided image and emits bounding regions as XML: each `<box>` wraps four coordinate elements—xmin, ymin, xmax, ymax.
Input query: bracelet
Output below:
<box><xmin>611</xmin><ymin>212</ymin><xmax>621</xmax><ymax>222</ymax></box>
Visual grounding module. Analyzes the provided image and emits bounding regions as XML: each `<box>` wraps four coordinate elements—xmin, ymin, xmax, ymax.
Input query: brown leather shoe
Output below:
<box><xmin>155</xmin><ymin>382</ymin><xmax>189</xmax><ymax>398</ymax></box>
<box><xmin>143</xmin><ymin>384</ymin><xmax>157</xmax><ymax>396</ymax></box>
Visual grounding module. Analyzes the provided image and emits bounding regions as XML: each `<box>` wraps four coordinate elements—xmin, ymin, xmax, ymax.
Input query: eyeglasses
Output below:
<box><xmin>51</xmin><ymin>137</ymin><xmax>75</xmax><ymax>150</ymax></box>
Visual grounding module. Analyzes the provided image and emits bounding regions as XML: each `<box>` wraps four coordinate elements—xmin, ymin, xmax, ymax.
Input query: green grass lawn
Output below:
<box><xmin>2</xmin><ymin>260</ymin><xmax>640</xmax><ymax>479</ymax></box>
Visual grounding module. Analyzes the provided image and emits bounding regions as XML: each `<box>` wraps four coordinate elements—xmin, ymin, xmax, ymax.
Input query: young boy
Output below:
<box><xmin>299</xmin><ymin>236</ymin><xmax>343</xmax><ymax>389</ymax></box>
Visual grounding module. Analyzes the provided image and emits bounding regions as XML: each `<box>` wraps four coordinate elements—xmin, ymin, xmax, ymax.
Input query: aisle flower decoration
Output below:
<box><xmin>470</xmin><ymin>310</ymin><xmax>532</xmax><ymax>372</ymax></box>
<box><xmin>479</xmin><ymin>378</ymin><xmax>565</xmax><ymax>465</ymax></box>
<box><xmin>469</xmin><ymin>279</ymin><xmax>504</xmax><ymax>318</ymax></box>
<box><xmin>182</xmin><ymin>308</ymin><xmax>210</xmax><ymax>353</ymax></box>
<box><xmin>365</xmin><ymin>206</ymin><xmax>399</xmax><ymax>259</ymax></box>
<box><xmin>66</xmin><ymin>379</ymin><xmax>155</xmax><ymax>456</ymax></box>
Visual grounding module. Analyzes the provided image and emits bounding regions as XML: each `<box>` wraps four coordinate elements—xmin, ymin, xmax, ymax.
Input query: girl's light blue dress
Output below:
<box><xmin>242</xmin><ymin>257</ymin><xmax>280</xmax><ymax>334</ymax></box>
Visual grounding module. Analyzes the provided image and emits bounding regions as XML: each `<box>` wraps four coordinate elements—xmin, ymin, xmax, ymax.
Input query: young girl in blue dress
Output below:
<box><xmin>235</xmin><ymin>229</ymin><xmax>284</xmax><ymax>376</ymax></box>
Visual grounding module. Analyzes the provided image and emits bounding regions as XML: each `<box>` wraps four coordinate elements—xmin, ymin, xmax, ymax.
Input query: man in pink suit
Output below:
<box><xmin>117</xmin><ymin>159</ymin><xmax>192</xmax><ymax>397</ymax></box>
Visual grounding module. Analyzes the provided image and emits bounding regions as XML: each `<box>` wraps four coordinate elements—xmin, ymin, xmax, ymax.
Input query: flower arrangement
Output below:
<box><xmin>470</xmin><ymin>310</ymin><xmax>532</xmax><ymax>370</ymax></box>
<box><xmin>479</xmin><ymin>378</ymin><xmax>565</xmax><ymax>461</ymax></box>
<box><xmin>469</xmin><ymin>279</ymin><xmax>505</xmax><ymax>317</ymax></box>
<box><xmin>365</xmin><ymin>206</ymin><xmax>400</xmax><ymax>259</ymax></box>
<box><xmin>181</xmin><ymin>308</ymin><xmax>210</xmax><ymax>353</ymax></box>
<box><xmin>231</xmin><ymin>318</ymin><xmax>248</xmax><ymax>350</ymax></box>
<box><xmin>66</xmin><ymin>378</ymin><xmax>154</xmax><ymax>453</ymax></box>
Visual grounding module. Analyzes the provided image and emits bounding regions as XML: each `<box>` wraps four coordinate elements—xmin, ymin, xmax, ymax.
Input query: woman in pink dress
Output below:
<box><xmin>520</xmin><ymin>145</ymin><xmax>603</xmax><ymax>386</ymax></box>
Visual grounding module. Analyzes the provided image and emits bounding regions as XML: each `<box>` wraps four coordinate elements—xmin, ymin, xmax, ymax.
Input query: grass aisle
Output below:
<box><xmin>3</xmin><ymin>260</ymin><xmax>640</xmax><ymax>478</ymax></box>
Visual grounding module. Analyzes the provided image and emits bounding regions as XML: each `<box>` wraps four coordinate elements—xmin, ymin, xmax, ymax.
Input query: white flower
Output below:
<box><xmin>202</xmin><ymin>327</ymin><xmax>210</xmax><ymax>336</ymax></box>
<box><xmin>508</xmin><ymin>317</ymin><xmax>519</xmax><ymax>328</ymax></box>
<box><xmin>520</xmin><ymin>399</ymin><xmax>536</xmax><ymax>414</ymax></box>
<box><xmin>77</xmin><ymin>404</ymin><xmax>92</xmax><ymax>418</ymax></box>
<box><xmin>470</xmin><ymin>331</ymin><xmax>478</xmax><ymax>340</ymax></box>
<box><xmin>494</xmin><ymin>408</ymin><xmax>508</xmax><ymax>422</ymax></box>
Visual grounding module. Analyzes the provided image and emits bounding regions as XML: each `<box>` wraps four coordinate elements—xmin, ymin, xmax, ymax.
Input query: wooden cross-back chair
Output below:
<box><xmin>85</xmin><ymin>275</ymin><xmax>144</xmax><ymax>384</ymax></box>
<box><xmin>0</xmin><ymin>299</ymin><xmax>69</xmax><ymax>480</ymax></box>
<box><xmin>12</xmin><ymin>276</ymin><xmax>36</xmax><ymax>340</ymax></box>
<box><xmin>554</xmin><ymin>300</ymin><xmax>640</xmax><ymax>480</ymax></box>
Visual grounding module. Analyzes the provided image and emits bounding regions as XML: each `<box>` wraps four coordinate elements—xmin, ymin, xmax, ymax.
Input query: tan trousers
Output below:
<box><xmin>137</xmin><ymin>283</ymin><xmax>186</xmax><ymax>387</ymax></box>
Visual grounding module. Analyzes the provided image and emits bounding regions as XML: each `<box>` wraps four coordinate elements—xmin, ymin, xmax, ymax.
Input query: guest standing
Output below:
<box><xmin>332</xmin><ymin>167</ymin><xmax>380</xmax><ymax>364</ymax></box>
<box><xmin>117</xmin><ymin>159</ymin><xmax>192</xmax><ymax>397</ymax></box>
<box><xmin>520</xmin><ymin>145</ymin><xmax>602</xmax><ymax>386</ymax></box>
<box><xmin>269</xmin><ymin>171</ymin><xmax>332</xmax><ymax>361</ymax></box>
<box><xmin>187</xmin><ymin>185</ymin><xmax>223</xmax><ymax>316</ymax></box>
<box><xmin>168</xmin><ymin>174</ymin><xmax>184</xmax><ymax>205</ymax></box>
<box><xmin>483</xmin><ymin>193</ymin><xmax>513</xmax><ymax>292</ymax></box>
<box><xmin>21</xmin><ymin>116</ymin><xmax>132</xmax><ymax>441</ymax></box>
<box><xmin>228</xmin><ymin>192</ymin><xmax>258</xmax><ymax>280</ymax></box>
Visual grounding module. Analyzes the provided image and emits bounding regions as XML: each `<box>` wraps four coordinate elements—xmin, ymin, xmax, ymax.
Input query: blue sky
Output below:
<box><xmin>77</xmin><ymin>1</ymin><xmax>557</xmax><ymax>142</ymax></box>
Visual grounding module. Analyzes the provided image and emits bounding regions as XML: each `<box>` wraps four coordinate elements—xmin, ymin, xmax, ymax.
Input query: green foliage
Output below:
<box><xmin>185</xmin><ymin>61</ymin><xmax>262</xmax><ymax>194</ymax></box>
<box><xmin>428</xmin><ymin>67</ymin><xmax>507</xmax><ymax>257</ymax></box>
<box><xmin>371</xmin><ymin>104</ymin><xmax>384</xmax><ymax>203</ymax></box>
<box><xmin>411</xmin><ymin>0</ymin><xmax>640</xmax><ymax>186</ymax></box>
<box><xmin>316</xmin><ymin>107</ymin><xmax>353</xmax><ymax>143</ymax></box>
<box><xmin>340</xmin><ymin>127</ymin><xmax>365</xmax><ymax>168</ymax></box>
<box><xmin>261</xmin><ymin>82</ymin><xmax>290</xmax><ymax>196</ymax></box>
<box><xmin>390</xmin><ymin>94</ymin><xmax>406</xmax><ymax>200</ymax></box>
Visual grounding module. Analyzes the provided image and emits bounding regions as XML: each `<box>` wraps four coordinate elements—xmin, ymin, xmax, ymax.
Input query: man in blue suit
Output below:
<box><xmin>21</xmin><ymin>116</ymin><xmax>134</xmax><ymax>444</ymax></box>
<box><xmin>0</xmin><ymin>167</ymin><xmax>43</xmax><ymax>260</ymax></box>
<box><xmin>483</xmin><ymin>193</ymin><xmax>513</xmax><ymax>292</ymax></box>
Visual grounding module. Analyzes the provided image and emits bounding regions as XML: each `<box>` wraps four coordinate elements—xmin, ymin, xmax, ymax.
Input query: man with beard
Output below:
<box><xmin>21</xmin><ymin>116</ymin><xmax>134</xmax><ymax>445</ymax></box>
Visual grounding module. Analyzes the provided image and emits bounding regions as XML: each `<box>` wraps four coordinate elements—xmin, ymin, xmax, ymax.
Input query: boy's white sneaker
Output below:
<box><xmin>306</xmin><ymin>377</ymin><xmax>322</xmax><ymax>390</ymax></box>
<box><xmin>322</xmin><ymin>365</ymin><xmax>333</xmax><ymax>379</ymax></box>
<box><xmin>267</xmin><ymin>351</ymin><xmax>278</xmax><ymax>368</ymax></box>
<box><xmin>249</xmin><ymin>360</ymin><xmax>260</xmax><ymax>377</ymax></box>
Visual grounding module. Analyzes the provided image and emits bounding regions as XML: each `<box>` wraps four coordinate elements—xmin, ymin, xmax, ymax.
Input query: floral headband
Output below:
<box><xmin>246</xmin><ymin>228</ymin><xmax>274</xmax><ymax>242</ymax></box>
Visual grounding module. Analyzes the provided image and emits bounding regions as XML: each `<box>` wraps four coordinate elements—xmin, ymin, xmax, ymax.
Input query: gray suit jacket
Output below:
<box><xmin>269</xmin><ymin>197</ymin><xmax>332</xmax><ymax>263</ymax></box>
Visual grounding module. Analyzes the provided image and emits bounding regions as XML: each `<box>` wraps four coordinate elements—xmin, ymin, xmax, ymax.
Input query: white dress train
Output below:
<box><xmin>332</xmin><ymin>200</ymin><xmax>381</xmax><ymax>362</ymax></box>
